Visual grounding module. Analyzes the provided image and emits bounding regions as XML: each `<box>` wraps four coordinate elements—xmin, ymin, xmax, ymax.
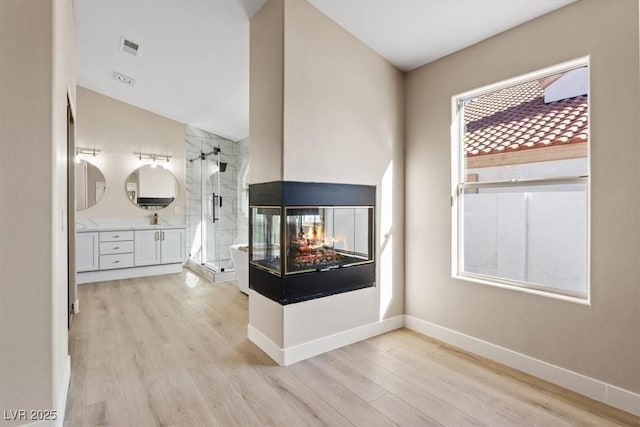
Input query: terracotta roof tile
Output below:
<box><xmin>464</xmin><ymin>80</ymin><xmax>588</xmax><ymax>158</ymax></box>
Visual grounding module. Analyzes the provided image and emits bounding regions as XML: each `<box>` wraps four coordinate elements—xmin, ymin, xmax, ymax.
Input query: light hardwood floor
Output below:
<box><xmin>65</xmin><ymin>270</ymin><xmax>640</xmax><ymax>426</ymax></box>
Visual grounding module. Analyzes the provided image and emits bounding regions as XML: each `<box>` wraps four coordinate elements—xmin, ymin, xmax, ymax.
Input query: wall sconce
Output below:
<box><xmin>134</xmin><ymin>152</ymin><xmax>171</xmax><ymax>165</ymax></box>
<box><xmin>75</xmin><ymin>147</ymin><xmax>101</xmax><ymax>164</ymax></box>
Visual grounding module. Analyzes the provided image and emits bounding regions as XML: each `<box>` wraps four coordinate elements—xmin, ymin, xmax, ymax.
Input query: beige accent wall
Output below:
<box><xmin>0</xmin><ymin>0</ymin><xmax>76</xmax><ymax>422</ymax></box>
<box><xmin>405</xmin><ymin>0</ymin><xmax>640</xmax><ymax>393</ymax></box>
<box><xmin>248</xmin><ymin>0</ymin><xmax>404</xmax><ymax>349</ymax></box>
<box><xmin>249</xmin><ymin>0</ymin><xmax>284</xmax><ymax>184</ymax></box>
<box><xmin>282</xmin><ymin>0</ymin><xmax>405</xmax><ymax>321</ymax></box>
<box><xmin>52</xmin><ymin>0</ymin><xmax>77</xmax><ymax>416</ymax></box>
<box><xmin>75</xmin><ymin>87</ymin><xmax>186</xmax><ymax>220</ymax></box>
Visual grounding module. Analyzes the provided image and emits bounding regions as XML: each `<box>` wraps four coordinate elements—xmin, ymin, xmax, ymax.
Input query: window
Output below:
<box><xmin>452</xmin><ymin>58</ymin><xmax>589</xmax><ymax>301</ymax></box>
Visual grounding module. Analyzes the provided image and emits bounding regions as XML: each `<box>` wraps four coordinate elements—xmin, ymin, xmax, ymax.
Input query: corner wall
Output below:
<box><xmin>0</xmin><ymin>1</ymin><xmax>54</xmax><ymax>420</ymax></box>
<box><xmin>0</xmin><ymin>0</ymin><xmax>76</xmax><ymax>423</ymax></box>
<box><xmin>248</xmin><ymin>0</ymin><xmax>404</xmax><ymax>358</ymax></box>
<box><xmin>75</xmin><ymin>87</ymin><xmax>186</xmax><ymax>220</ymax></box>
<box><xmin>282</xmin><ymin>0</ymin><xmax>405</xmax><ymax>333</ymax></box>
<box><xmin>405</xmin><ymin>0</ymin><xmax>640</xmax><ymax>394</ymax></box>
<box><xmin>249</xmin><ymin>0</ymin><xmax>284</xmax><ymax>184</ymax></box>
<box><xmin>52</xmin><ymin>0</ymin><xmax>76</xmax><ymax>419</ymax></box>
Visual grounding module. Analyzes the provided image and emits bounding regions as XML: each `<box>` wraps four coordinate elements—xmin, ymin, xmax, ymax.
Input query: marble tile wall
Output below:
<box><xmin>185</xmin><ymin>126</ymin><xmax>249</xmax><ymax>271</ymax></box>
<box><xmin>236</xmin><ymin>137</ymin><xmax>250</xmax><ymax>245</ymax></box>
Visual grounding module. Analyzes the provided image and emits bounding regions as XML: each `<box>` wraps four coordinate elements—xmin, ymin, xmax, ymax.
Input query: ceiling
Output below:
<box><xmin>74</xmin><ymin>0</ymin><xmax>575</xmax><ymax>142</ymax></box>
<box><xmin>309</xmin><ymin>0</ymin><xmax>576</xmax><ymax>71</ymax></box>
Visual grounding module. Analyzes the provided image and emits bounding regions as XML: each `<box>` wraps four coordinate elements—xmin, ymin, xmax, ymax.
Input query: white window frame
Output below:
<box><xmin>451</xmin><ymin>56</ymin><xmax>591</xmax><ymax>304</ymax></box>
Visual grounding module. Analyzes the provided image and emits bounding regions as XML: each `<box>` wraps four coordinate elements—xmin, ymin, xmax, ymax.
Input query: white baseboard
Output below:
<box><xmin>248</xmin><ymin>325</ymin><xmax>285</xmax><ymax>365</ymax></box>
<box><xmin>249</xmin><ymin>315</ymin><xmax>404</xmax><ymax>366</ymax></box>
<box><xmin>20</xmin><ymin>356</ymin><xmax>71</xmax><ymax>427</ymax></box>
<box><xmin>55</xmin><ymin>355</ymin><xmax>71</xmax><ymax>427</ymax></box>
<box><xmin>404</xmin><ymin>315</ymin><xmax>640</xmax><ymax>417</ymax></box>
<box><xmin>77</xmin><ymin>263</ymin><xmax>182</xmax><ymax>284</ymax></box>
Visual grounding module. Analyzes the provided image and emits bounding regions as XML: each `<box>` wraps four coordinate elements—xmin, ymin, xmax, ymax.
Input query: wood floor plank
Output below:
<box><xmin>66</xmin><ymin>271</ymin><xmax>640</xmax><ymax>427</ymax></box>
<box><xmin>263</xmin><ymin>368</ymin><xmax>354</xmax><ymax>427</ymax></box>
<box><xmin>400</xmin><ymin>330</ymin><xmax>631</xmax><ymax>427</ymax></box>
<box><xmin>288</xmin><ymin>359</ymin><xmax>398</xmax><ymax>426</ymax></box>
<box><xmin>85</xmin><ymin>328</ymin><xmax>125</xmax><ymax>406</ymax></box>
<box><xmin>225</xmin><ymin>368</ymin><xmax>310</xmax><ymax>427</ymax></box>
<box><xmin>310</xmin><ymin>352</ymin><xmax>393</xmax><ymax>403</ymax></box>
<box><xmin>349</xmin><ymin>341</ymin><xmax>532</xmax><ymax>426</ymax></box>
<box><xmin>85</xmin><ymin>398</ymin><xmax>130</xmax><ymax>426</ymax></box>
<box><xmin>334</xmin><ymin>347</ymin><xmax>487</xmax><ymax>426</ymax></box>
<box><xmin>388</xmin><ymin>344</ymin><xmax>575</xmax><ymax>426</ymax></box>
<box><xmin>370</xmin><ymin>393</ymin><xmax>442</xmax><ymax>427</ymax></box>
<box><xmin>187</xmin><ymin>362</ymin><xmax>264</xmax><ymax>427</ymax></box>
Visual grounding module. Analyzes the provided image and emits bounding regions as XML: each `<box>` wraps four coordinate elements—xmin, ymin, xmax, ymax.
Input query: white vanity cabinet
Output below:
<box><xmin>76</xmin><ymin>232</ymin><xmax>99</xmax><ymax>272</ymax></box>
<box><xmin>134</xmin><ymin>229</ymin><xmax>186</xmax><ymax>266</ymax></box>
<box><xmin>76</xmin><ymin>225</ymin><xmax>186</xmax><ymax>284</ymax></box>
<box><xmin>99</xmin><ymin>231</ymin><xmax>135</xmax><ymax>270</ymax></box>
<box><xmin>160</xmin><ymin>229</ymin><xmax>186</xmax><ymax>264</ymax></box>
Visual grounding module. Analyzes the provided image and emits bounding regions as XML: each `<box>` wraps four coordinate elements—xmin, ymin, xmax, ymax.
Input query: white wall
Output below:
<box><xmin>75</xmin><ymin>87</ymin><xmax>185</xmax><ymax>220</ymax></box>
<box><xmin>405</xmin><ymin>0</ymin><xmax>640</xmax><ymax>394</ymax></box>
<box><xmin>0</xmin><ymin>0</ymin><xmax>75</xmax><ymax>423</ymax></box>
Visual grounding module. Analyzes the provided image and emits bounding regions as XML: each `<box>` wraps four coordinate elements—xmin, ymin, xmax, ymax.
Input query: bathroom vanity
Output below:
<box><xmin>76</xmin><ymin>218</ymin><xmax>186</xmax><ymax>284</ymax></box>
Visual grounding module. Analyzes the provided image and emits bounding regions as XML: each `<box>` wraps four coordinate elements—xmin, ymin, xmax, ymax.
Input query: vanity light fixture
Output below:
<box><xmin>134</xmin><ymin>152</ymin><xmax>171</xmax><ymax>163</ymax></box>
<box><xmin>75</xmin><ymin>147</ymin><xmax>101</xmax><ymax>163</ymax></box>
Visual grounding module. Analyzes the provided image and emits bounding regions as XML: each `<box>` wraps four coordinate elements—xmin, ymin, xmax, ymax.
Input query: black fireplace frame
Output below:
<box><xmin>249</xmin><ymin>181</ymin><xmax>376</xmax><ymax>305</ymax></box>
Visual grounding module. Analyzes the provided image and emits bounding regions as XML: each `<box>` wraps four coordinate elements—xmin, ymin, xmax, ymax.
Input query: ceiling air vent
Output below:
<box><xmin>112</xmin><ymin>71</ymin><xmax>136</xmax><ymax>86</ymax></box>
<box><xmin>120</xmin><ymin>37</ymin><xmax>141</xmax><ymax>56</ymax></box>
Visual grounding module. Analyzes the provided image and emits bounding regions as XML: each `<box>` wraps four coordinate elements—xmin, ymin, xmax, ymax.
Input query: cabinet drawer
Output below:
<box><xmin>100</xmin><ymin>253</ymin><xmax>134</xmax><ymax>270</ymax></box>
<box><xmin>100</xmin><ymin>241</ymin><xmax>134</xmax><ymax>255</ymax></box>
<box><xmin>100</xmin><ymin>231</ymin><xmax>134</xmax><ymax>242</ymax></box>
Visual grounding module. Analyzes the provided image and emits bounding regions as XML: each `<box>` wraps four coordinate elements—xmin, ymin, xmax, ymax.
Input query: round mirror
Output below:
<box><xmin>75</xmin><ymin>159</ymin><xmax>106</xmax><ymax>210</ymax></box>
<box><xmin>125</xmin><ymin>164</ymin><xmax>178</xmax><ymax>210</ymax></box>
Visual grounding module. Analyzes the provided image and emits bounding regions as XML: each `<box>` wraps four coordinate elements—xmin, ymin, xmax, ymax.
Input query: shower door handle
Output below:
<box><xmin>212</xmin><ymin>193</ymin><xmax>222</xmax><ymax>222</ymax></box>
<box><xmin>212</xmin><ymin>193</ymin><xmax>218</xmax><ymax>222</ymax></box>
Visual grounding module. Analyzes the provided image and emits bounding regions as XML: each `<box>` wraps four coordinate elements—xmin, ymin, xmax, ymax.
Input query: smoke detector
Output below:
<box><xmin>120</xmin><ymin>37</ymin><xmax>141</xmax><ymax>56</ymax></box>
<box><xmin>112</xmin><ymin>71</ymin><xmax>136</xmax><ymax>86</ymax></box>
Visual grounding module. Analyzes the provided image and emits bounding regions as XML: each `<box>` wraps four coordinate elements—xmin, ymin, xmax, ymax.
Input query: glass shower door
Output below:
<box><xmin>204</xmin><ymin>157</ymin><xmax>221</xmax><ymax>271</ymax></box>
<box><xmin>186</xmin><ymin>133</ymin><xmax>235</xmax><ymax>274</ymax></box>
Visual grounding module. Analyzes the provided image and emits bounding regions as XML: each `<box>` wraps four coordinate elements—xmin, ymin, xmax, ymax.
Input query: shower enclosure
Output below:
<box><xmin>186</xmin><ymin>140</ymin><xmax>234</xmax><ymax>274</ymax></box>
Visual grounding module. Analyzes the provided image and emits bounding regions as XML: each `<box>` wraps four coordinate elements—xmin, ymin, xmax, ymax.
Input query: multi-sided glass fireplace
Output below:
<box><xmin>249</xmin><ymin>181</ymin><xmax>375</xmax><ymax>305</ymax></box>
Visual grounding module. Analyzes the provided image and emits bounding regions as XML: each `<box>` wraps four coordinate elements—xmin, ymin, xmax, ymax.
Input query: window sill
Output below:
<box><xmin>453</xmin><ymin>272</ymin><xmax>591</xmax><ymax>306</ymax></box>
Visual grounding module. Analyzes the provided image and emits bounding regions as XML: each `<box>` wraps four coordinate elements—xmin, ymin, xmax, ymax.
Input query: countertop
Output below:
<box><xmin>76</xmin><ymin>217</ymin><xmax>186</xmax><ymax>232</ymax></box>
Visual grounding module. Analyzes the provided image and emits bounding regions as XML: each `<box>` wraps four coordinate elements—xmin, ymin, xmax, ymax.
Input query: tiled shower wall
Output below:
<box><xmin>185</xmin><ymin>125</ymin><xmax>249</xmax><ymax>270</ymax></box>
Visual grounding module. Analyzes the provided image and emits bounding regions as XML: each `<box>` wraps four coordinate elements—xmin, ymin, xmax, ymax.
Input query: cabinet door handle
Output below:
<box><xmin>113</xmin><ymin>246</ymin><xmax>120</xmax><ymax>250</ymax></box>
<box><xmin>155</xmin><ymin>231</ymin><xmax>159</xmax><ymax>241</ymax></box>
<box><xmin>113</xmin><ymin>235</ymin><xmax>120</xmax><ymax>238</ymax></box>
<box><xmin>113</xmin><ymin>260</ymin><xmax>120</xmax><ymax>264</ymax></box>
<box><xmin>161</xmin><ymin>231</ymin><xmax>165</xmax><ymax>240</ymax></box>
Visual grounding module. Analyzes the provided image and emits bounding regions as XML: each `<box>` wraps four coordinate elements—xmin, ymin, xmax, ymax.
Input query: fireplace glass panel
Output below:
<box><xmin>286</xmin><ymin>207</ymin><xmax>373</xmax><ymax>274</ymax></box>
<box><xmin>251</xmin><ymin>207</ymin><xmax>281</xmax><ymax>274</ymax></box>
